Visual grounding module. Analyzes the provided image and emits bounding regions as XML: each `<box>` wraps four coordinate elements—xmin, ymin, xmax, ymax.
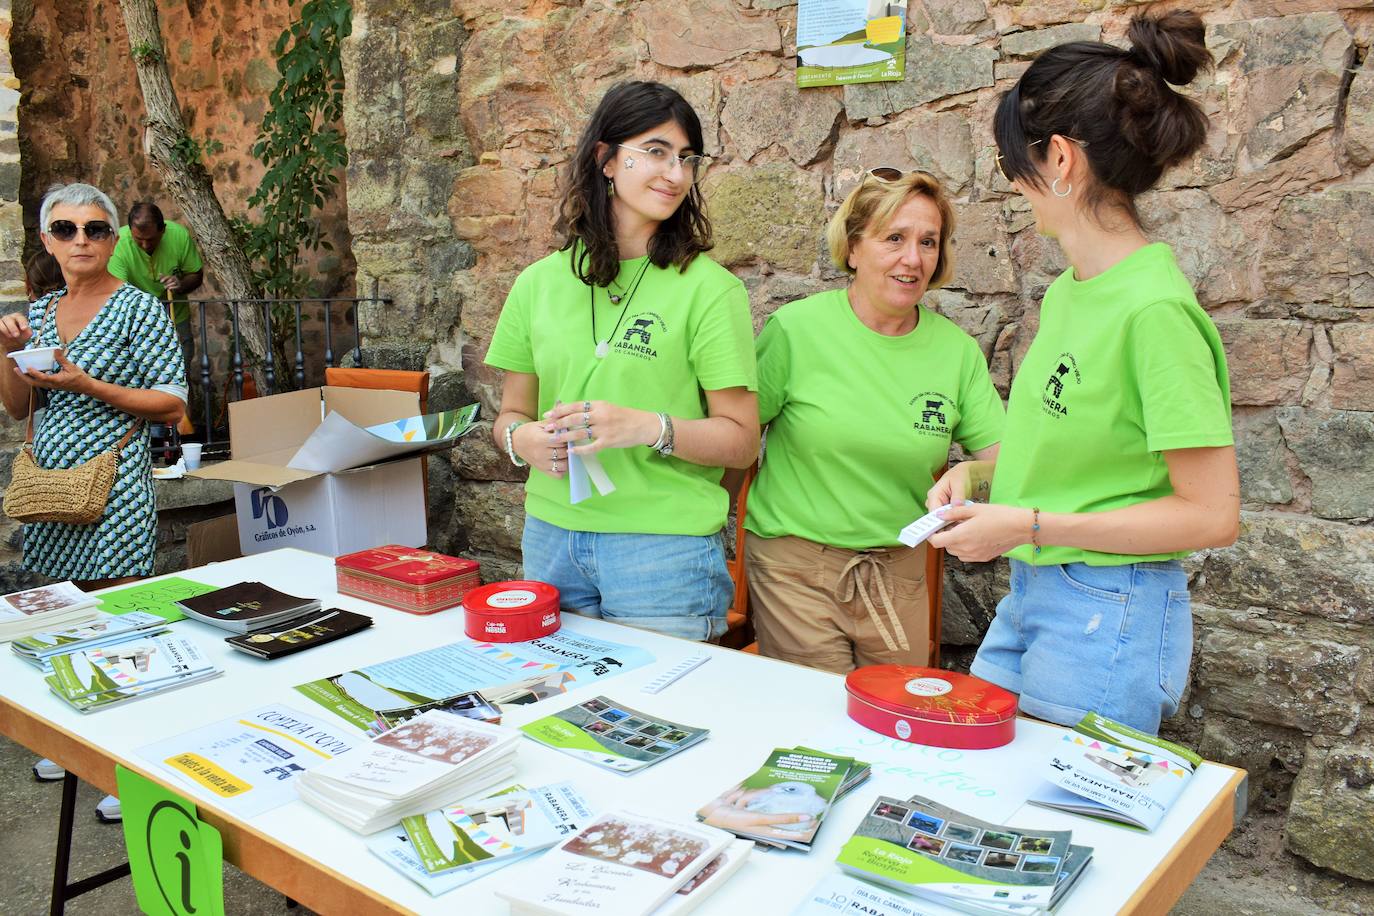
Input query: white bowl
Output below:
<box><xmin>10</xmin><ymin>346</ymin><xmax>60</xmax><ymax>374</ymax></box>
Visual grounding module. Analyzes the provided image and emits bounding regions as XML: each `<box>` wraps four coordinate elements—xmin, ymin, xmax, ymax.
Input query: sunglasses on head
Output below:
<box><xmin>865</xmin><ymin>167</ymin><xmax>935</xmax><ymax>184</ymax></box>
<box><xmin>47</xmin><ymin>220</ymin><xmax>115</xmax><ymax>242</ymax></box>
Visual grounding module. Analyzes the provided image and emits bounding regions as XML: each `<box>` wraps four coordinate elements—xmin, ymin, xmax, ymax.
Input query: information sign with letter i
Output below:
<box><xmin>116</xmin><ymin>764</ymin><xmax>225</xmax><ymax>916</ymax></box>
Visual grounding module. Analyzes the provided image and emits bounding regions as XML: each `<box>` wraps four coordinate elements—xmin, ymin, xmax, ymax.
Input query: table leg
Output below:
<box><xmin>47</xmin><ymin>772</ymin><xmax>133</xmax><ymax>916</ymax></box>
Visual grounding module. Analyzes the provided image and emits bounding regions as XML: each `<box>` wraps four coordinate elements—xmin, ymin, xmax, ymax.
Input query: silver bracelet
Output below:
<box><xmin>650</xmin><ymin>412</ymin><xmax>668</xmax><ymax>451</ymax></box>
<box><xmin>504</xmin><ymin>421</ymin><xmax>528</xmax><ymax>467</ymax></box>
<box><xmin>656</xmin><ymin>414</ymin><xmax>675</xmax><ymax>457</ymax></box>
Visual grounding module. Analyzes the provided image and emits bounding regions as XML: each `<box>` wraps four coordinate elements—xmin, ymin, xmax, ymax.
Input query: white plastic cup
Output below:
<box><xmin>181</xmin><ymin>442</ymin><xmax>202</xmax><ymax>471</ymax></box>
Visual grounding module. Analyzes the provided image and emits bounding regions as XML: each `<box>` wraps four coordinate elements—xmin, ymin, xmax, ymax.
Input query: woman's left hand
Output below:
<box><xmin>928</xmin><ymin>502</ymin><xmax>1034</xmax><ymax>562</ymax></box>
<box><xmin>15</xmin><ymin>350</ymin><xmax>92</xmax><ymax>396</ymax></box>
<box><xmin>543</xmin><ymin>400</ymin><xmax>658</xmax><ymax>455</ymax></box>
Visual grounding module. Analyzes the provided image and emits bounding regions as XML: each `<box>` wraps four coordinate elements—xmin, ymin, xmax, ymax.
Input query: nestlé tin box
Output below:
<box><xmin>462</xmin><ymin>580</ymin><xmax>561</xmax><ymax>643</ymax></box>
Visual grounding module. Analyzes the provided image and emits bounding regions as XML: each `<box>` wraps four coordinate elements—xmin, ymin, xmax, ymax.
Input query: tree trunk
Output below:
<box><xmin>117</xmin><ymin>0</ymin><xmax>270</xmax><ymax>381</ymax></box>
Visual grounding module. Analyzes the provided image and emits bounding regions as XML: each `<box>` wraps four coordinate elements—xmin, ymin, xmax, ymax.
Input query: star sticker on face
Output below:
<box><xmin>623</xmin><ymin>156</ymin><xmax>636</xmax><ymax>169</ymax></box>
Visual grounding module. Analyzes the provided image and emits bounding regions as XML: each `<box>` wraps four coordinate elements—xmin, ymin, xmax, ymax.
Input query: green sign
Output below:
<box><xmin>116</xmin><ymin>765</ymin><xmax>226</xmax><ymax>916</ymax></box>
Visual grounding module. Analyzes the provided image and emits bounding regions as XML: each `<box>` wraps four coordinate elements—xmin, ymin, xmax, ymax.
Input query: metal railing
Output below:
<box><xmin>154</xmin><ymin>280</ymin><xmax>390</xmax><ymax>460</ymax></box>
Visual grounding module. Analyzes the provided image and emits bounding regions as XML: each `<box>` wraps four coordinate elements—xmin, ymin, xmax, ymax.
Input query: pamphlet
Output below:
<box><xmin>0</xmin><ymin>581</ymin><xmax>99</xmax><ymax>642</ymax></box>
<box><xmin>45</xmin><ymin>633</ymin><xmax>222</xmax><ymax>712</ymax></box>
<box><xmin>401</xmin><ymin>782</ymin><xmax>591</xmax><ymax>874</ymax></box>
<box><xmin>176</xmin><ymin>581</ymin><xmax>321</xmax><ymax>633</ymax></box>
<box><xmin>697</xmin><ymin>747</ymin><xmax>862</xmax><ymax>850</ymax></box>
<box><xmin>295</xmin><ymin>630</ymin><xmax>654</xmax><ymax>730</ymax></box>
<box><xmin>797</xmin><ymin>0</ymin><xmax>908</xmax><ymax>89</ymax></box>
<box><xmin>12</xmin><ymin>611</ymin><xmax>168</xmax><ymax>664</ymax></box>
<box><xmin>370</xmin><ymin>689</ymin><xmax>502</xmax><ymax>737</ymax></box>
<box><xmin>138</xmin><ymin>704</ymin><xmax>363</xmax><ymax>818</ymax></box>
<box><xmin>1027</xmin><ymin>713</ymin><xmax>1200</xmax><ymax>832</ymax></box>
<box><xmin>520</xmin><ymin>695</ymin><xmax>708</xmax><ymax>774</ymax></box>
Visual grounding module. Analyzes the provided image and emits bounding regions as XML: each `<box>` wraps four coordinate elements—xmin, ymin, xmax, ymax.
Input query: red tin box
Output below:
<box><xmin>335</xmin><ymin>545</ymin><xmax>481</xmax><ymax>615</ymax></box>
<box><xmin>462</xmin><ymin>580</ymin><xmax>561</xmax><ymax>643</ymax></box>
<box><xmin>844</xmin><ymin>665</ymin><xmax>1017</xmax><ymax>750</ymax></box>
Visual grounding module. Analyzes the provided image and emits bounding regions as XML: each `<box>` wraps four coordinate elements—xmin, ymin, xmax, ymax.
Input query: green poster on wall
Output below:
<box><xmin>116</xmin><ymin>765</ymin><xmax>226</xmax><ymax>916</ymax></box>
<box><xmin>797</xmin><ymin>0</ymin><xmax>908</xmax><ymax>89</ymax></box>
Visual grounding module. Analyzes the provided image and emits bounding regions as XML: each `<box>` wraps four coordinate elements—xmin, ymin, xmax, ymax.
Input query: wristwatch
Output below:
<box><xmin>655</xmin><ymin>414</ymin><xmax>675</xmax><ymax>457</ymax></box>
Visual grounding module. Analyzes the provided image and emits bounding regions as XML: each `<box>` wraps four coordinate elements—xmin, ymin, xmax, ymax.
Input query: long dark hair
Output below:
<box><xmin>556</xmin><ymin>81</ymin><xmax>712</xmax><ymax>288</ymax></box>
<box><xmin>994</xmin><ymin>11</ymin><xmax>1210</xmax><ymax>224</ymax></box>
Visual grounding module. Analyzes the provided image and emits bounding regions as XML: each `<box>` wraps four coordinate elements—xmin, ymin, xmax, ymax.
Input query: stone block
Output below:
<box><xmin>1138</xmin><ymin>190</ymin><xmax>1254</xmax><ymax>307</ymax></box>
<box><xmin>924</xmin><ymin>289</ymin><xmax>1002</xmax><ymax>358</ymax></box>
<box><xmin>925</xmin><ymin>0</ymin><xmax>990</xmax><ymax>35</ymax></box>
<box><xmin>702</xmin><ymin>164</ymin><xmax>825</xmax><ymax>274</ymax></box>
<box><xmin>905</xmin><ymin>109</ymin><xmax>975</xmax><ymax>196</ymax></box>
<box><xmin>1213</xmin><ymin>319</ymin><xmax>1310</xmax><ymax>406</ymax></box>
<box><xmin>1190</xmin><ymin>511</ymin><xmax>1374</xmax><ymax>625</ymax></box>
<box><xmin>1207</xmin><ymin>137</ymin><xmax>1342</xmax><ymax>212</ymax></box>
<box><xmin>1196</xmin><ymin>713</ymin><xmax>1303</xmax><ymax>811</ymax></box>
<box><xmin>152</xmin><ymin>478</ymin><xmax>235</xmax><ymax>513</ymax></box>
<box><xmin>843</xmin><ymin>37</ymin><xmax>996</xmax><ymax>119</ymax></box>
<box><xmin>455</xmin><ymin>421</ymin><xmax>525</xmax><ymax>483</ymax></box>
<box><xmin>1285</xmin><ymin>742</ymin><xmax>1374</xmax><ymax>880</ymax></box>
<box><xmin>1276</xmin><ymin>408</ymin><xmax>1374</xmax><ymax>520</ymax></box>
<box><xmin>1262</xmin><ymin>188</ymin><xmax>1374</xmax><ymax>308</ymax></box>
<box><xmin>1207</xmin><ymin>13</ymin><xmax>1353</xmax><ymax>166</ymax></box>
<box><xmin>1329</xmin><ymin>323</ymin><xmax>1374</xmax><ymax>412</ymax></box>
<box><xmin>832</xmin><ymin>124</ymin><xmax>924</xmax><ymax>199</ymax></box>
<box><xmin>939</xmin><ymin>555</ymin><xmax>1007</xmax><ymax>645</ymax></box>
<box><xmin>721</xmin><ymin>80</ymin><xmax>842</xmax><ymax>165</ymax></box>
<box><xmin>453</xmin><ymin>479</ymin><xmax>525</xmax><ymax>557</ymax></box>
<box><xmin>635</xmin><ymin>0</ymin><xmax>781</xmax><ymax>69</ymax></box>
<box><xmin>947</xmin><ymin>202</ymin><xmax>1016</xmax><ymax>294</ymax></box>
<box><xmin>1231</xmin><ymin>409</ymin><xmax>1292</xmax><ymax>505</ymax></box>
<box><xmin>1346</xmin><ymin>53</ymin><xmax>1374</xmax><ymax>168</ymax></box>
<box><xmin>999</xmin><ymin>23</ymin><xmax>1100</xmax><ymax>58</ymax></box>
<box><xmin>1192</xmin><ymin>604</ymin><xmax>1364</xmax><ymax>735</ymax></box>
<box><xmin>659</xmin><ymin>73</ymin><xmax>723</xmax><ymax>158</ymax></box>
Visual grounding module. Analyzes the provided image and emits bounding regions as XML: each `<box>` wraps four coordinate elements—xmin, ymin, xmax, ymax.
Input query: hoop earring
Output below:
<box><xmin>1051</xmin><ymin>178</ymin><xmax>1072</xmax><ymax>198</ymax></box>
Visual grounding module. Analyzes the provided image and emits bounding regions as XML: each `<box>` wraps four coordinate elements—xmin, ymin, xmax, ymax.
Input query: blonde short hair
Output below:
<box><xmin>826</xmin><ymin>171</ymin><xmax>956</xmax><ymax>289</ymax></box>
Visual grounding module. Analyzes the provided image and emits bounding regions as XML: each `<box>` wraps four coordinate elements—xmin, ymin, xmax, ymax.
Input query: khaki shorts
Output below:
<box><xmin>744</xmin><ymin>532</ymin><xmax>930</xmax><ymax>675</ymax></box>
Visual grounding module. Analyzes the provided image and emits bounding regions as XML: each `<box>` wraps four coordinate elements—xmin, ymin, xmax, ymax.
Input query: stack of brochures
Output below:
<box><xmin>0</xmin><ymin>581</ymin><xmax>99</xmax><ymax>643</ymax></box>
<box><xmin>296</xmin><ymin>709</ymin><xmax>519</xmax><ymax>833</ymax></box>
<box><xmin>12</xmin><ymin>611</ymin><xmax>169</xmax><ymax>671</ymax></box>
<box><xmin>176</xmin><ymin>581</ymin><xmax>321</xmax><ymax>633</ymax></box>
<box><xmin>496</xmin><ymin>809</ymin><xmax>739</xmax><ymax>916</ymax></box>
<box><xmin>835</xmin><ymin>794</ymin><xmax>1093</xmax><ymax>915</ymax></box>
<box><xmin>366</xmin><ymin>783</ymin><xmax>592</xmax><ymax>896</ymax></box>
<box><xmin>696</xmin><ymin>746</ymin><xmax>871</xmax><ymax>851</ymax></box>
<box><xmin>1027</xmin><ymin>712</ymin><xmax>1201</xmax><ymax>832</ymax></box>
<box><xmin>44</xmin><ymin>633</ymin><xmax>223</xmax><ymax>713</ymax></box>
<box><xmin>368</xmin><ymin>689</ymin><xmax>503</xmax><ymax>738</ymax></box>
<box><xmin>519</xmin><ymin>695</ymin><xmax>709</xmax><ymax>774</ymax></box>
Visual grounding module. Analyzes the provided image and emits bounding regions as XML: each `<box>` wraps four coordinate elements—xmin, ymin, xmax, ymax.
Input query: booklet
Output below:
<box><xmin>177</xmin><ymin>581</ymin><xmax>321</xmax><ymax>633</ymax></box>
<box><xmin>224</xmin><ymin>608</ymin><xmax>372</xmax><ymax>659</ymax></box>
<box><xmin>520</xmin><ymin>695</ymin><xmax>708</xmax><ymax>774</ymax></box>
<box><xmin>836</xmin><ymin>794</ymin><xmax>1076</xmax><ymax>913</ymax></box>
<box><xmin>1027</xmin><ymin>713</ymin><xmax>1201</xmax><ymax>832</ymax></box>
<box><xmin>496</xmin><ymin>809</ymin><xmax>733</xmax><ymax>916</ymax></box>
<box><xmin>0</xmin><ymin>581</ymin><xmax>99</xmax><ymax>642</ymax></box>
<box><xmin>654</xmin><ymin>838</ymin><xmax>754</xmax><ymax>915</ymax></box>
<box><xmin>370</xmin><ymin>690</ymin><xmax>503</xmax><ymax>737</ymax></box>
<box><xmin>696</xmin><ymin>747</ymin><xmax>860</xmax><ymax>851</ymax></box>
<box><xmin>12</xmin><ymin>611</ymin><xmax>168</xmax><ymax>663</ymax></box>
<box><xmin>401</xmin><ymin>782</ymin><xmax>591</xmax><ymax>874</ymax></box>
<box><xmin>44</xmin><ymin>633</ymin><xmax>221</xmax><ymax>712</ymax></box>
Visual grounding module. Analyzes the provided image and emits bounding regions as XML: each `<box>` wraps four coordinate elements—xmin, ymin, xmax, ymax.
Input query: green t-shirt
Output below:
<box><xmin>991</xmin><ymin>243</ymin><xmax>1233</xmax><ymax>566</ymax></box>
<box><xmin>744</xmin><ymin>288</ymin><xmax>1005</xmax><ymax>549</ymax></box>
<box><xmin>485</xmin><ymin>248</ymin><xmax>757</xmax><ymax>536</ymax></box>
<box><xmin>108</xmin><ymin>221</ymin><xmax>203</xmax><ymax>325</ymax></box>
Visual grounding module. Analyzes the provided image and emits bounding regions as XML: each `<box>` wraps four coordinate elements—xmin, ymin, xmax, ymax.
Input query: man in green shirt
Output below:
<box><xmin>108</xmin><ymin>201</ymin><xmax>204</xmax><ymax>383</ymax></box>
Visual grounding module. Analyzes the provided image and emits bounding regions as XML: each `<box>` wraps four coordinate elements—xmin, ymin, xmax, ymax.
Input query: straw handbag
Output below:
<box><xmin>3</xmin><ymin>390</ymin><xmax>140</xmax><ymax>524</ymax></box>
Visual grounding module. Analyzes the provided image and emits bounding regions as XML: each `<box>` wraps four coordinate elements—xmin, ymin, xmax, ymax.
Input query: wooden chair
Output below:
<box><xmin>324</xmin><ymin>367</ymin><xmax>432</xmax><ymax>504</ymax></box>
<box><xmin>726</xmin><ymin>465</ymin><xmax>945</xmax><ymax>667</ymax></box>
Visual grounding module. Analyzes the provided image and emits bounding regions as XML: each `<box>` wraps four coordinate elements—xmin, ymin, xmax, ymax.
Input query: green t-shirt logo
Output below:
<box><xmin>615</xmin><ymin>311</ymin><xmax>665</xmax><ymax>360</ymax></box>
<box><xmin>1042</xmin><ymin>352</ymin><xmax>1081</xmax><ymax>418</ymax></box>
<box><xmin>909</xmin><ymin>390</ymin><xmax>954</xmax><ymax>437</ymax></box>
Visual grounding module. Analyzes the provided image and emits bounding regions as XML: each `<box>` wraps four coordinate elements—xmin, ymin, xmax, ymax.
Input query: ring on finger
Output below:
<box><xmin>582</xmin><ymin>400</ymin><xmax>591</xmax><ymax>412</ymax></box>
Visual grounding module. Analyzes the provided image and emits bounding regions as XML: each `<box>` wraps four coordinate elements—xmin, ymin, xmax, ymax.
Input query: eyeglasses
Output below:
<box><xmin>994</xmin><ymin>137</ymin><xmax>1089</xmax><ymax>183</ymax></box>
<box><xmin>618</xmin><ymin>144</ymin><xmax>710</xmax><ymax>183</ymax></box>
<box><xmin>47</xmin><ymin>220</ymin><xmax>115</xmax><ymax>242</ymax></box>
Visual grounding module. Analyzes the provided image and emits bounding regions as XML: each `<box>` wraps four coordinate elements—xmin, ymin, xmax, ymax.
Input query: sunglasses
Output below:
<box><xmin>994</xmin><ymin>136</ymin><xmax>1089</xmax><ymax>183</ymax></box>
<box><xmin>47</xmin><ymin>220</ymin><xmax>115</xmax><ymax>242</ymax></box>
<box><xmin>865</xmin><ymin>166</ymin><xmax>936</xmax><ymax>184</ymax></box>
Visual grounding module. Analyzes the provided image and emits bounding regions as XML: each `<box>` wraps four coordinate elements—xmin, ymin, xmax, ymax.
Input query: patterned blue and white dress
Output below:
<box><xmin>22</xmin><ymin>284</ymin><xmax>186</xmax><ymax>579</ymax></box>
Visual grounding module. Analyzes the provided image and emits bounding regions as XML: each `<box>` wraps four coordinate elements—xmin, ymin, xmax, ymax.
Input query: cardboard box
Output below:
<box><xmin>190</xmin><ymin>386</ymin><xmax>441</xmax><ymax>557</ymax></box>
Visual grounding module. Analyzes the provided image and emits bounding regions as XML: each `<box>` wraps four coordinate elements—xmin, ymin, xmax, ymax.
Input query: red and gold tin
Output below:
<box><xmin>335</xmin><ymin>545</ymin><xmax>481</xmax><ymax>615</ymax></box>
<box><xmin>844</xmin><ymin>665</ymin><xmax>1017</xmax><ymax>750</ymax></box>
<box><xmin>462</xmin><ymin>580</ymin><xmax>561</xmax><ymax>643</ymax></box>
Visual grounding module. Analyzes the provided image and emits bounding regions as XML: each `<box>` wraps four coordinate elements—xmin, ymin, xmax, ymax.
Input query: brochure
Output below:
<box><xmin>177</xmin><ymin>581</ymin><xmax>321</xmax><ymax>633</ymax></box>
<box><xmin>95</xmin><ymin>576</ymin><xmax>220</xmax><ymax>622</ymax></box>
<box><xmin>796</xmin><ymin>0</ymin><xmax>908</xmax><ymax>89</ymax></box>
<box><xmin>496</xmin><ymin>809</ymin><xmax>733</xmax><ymax>916</ymax></box>
<box><xmin>137</xmin><ymin>704</ymin><xmax>363</xmax><ymax>818</ymax></box>
<box><xmin>295</xmin><ymin>630</ymin><xmax>654</xmax><ymax>730</ymax></box>
<box><xmin>224</xmin><ymin>608</ymin><xmax>373</xmax><ymax>659</ymax></box>
<box><xmin>288</xmin><ymin>404</ymin><xmax>481</xmax><ymax>473</ymax></box>
<box><xmin>400</xmin><ymin>782</ymin><xmax>591</xmax><ymax>874</ymax></box>
<box><xmin>697</xmin><ymin>747</ymin><xmax>861</xmax><ymax>850</ymax></box>
<box><xmin>370</xmin><ymin>690</ymin><xmax>502</xmax><ymax>737</ymax></box>
<box><xmin>0</xmin><ymin>581</ymin><xmax>99</xmax><ymax>642</ymax></box>
<box><xmin>836</xmin><ymin>794</ymin><xmax>1076</xmax><ymax>914</ymax></box>
<box><xmin>12</xmin><ymin>611</ymin><xmax>168</xmax><ymax>662</ymax></box>
<box><xmin>520</xmin><ymin>695</ymin><xmax>709</xmax><ymax>774</ymax></box>
<box><xmin>45</xmin><ymin>633</ymin><xmax>221</xmax><ymax>712</ymax></box>
<box><xmin>1027</xmin><ymin>713</ymin><xmax>1200</xmax><ymax>832</ymax></box>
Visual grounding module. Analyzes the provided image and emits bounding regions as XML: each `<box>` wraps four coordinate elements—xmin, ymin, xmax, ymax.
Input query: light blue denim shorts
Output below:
<box><xmin>970</xmin><ymin>559</ymin><xmax>1192</xmax><ymax>735</ymax></box>
<box><xmin>520</xmin><ymin>515</ymin><xmax>732</xmax><ymax>642</ymax></box>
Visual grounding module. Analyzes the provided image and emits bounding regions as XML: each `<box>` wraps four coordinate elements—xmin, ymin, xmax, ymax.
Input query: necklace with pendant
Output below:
<box><xmin>591</xmin><ymin>257</ymin><xmax>651</xmax><ymax>359</ymax></box>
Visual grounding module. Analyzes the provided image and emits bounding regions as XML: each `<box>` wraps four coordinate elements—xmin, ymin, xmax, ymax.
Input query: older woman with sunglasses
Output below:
<box><xmin>741</xmin><ymin>169</ymin><xmax>1003</xmax><ymax>674</ymax></box>
<box><xmin>0</xmin><ymin>183</ymin><xmax>187</xmax><ymax>588</ymax></box>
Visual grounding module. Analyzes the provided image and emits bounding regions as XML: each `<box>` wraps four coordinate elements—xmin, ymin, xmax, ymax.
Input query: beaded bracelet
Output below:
<box><xmin>1031</xmin><ymin>506</ymin><xmax>1042</xmax><ymax>556</ymax></box>
<box><xmin>504</xmin><ymin>421</ymin><xmax>528</xmax><ymax>468</ymax></box>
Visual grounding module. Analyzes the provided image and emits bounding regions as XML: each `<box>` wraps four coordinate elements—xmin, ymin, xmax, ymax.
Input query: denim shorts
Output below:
<box><xmin>970</xmin><ymin>559</ymin><xmax>1192</xmax><ymax>736</ymax></box>
<box><xmin>520</xmin><ymin>515</ymin><xmax>732</xmax><ymax>642</ymax></box>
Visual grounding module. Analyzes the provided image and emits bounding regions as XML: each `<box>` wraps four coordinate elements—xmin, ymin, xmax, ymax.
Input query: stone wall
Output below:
<box><xmin>0</xmin><ymin>0</ymin><xmax>22</xmax><ymax>310</ymax></box>
<box><xmin>345</xmin><ymin>1</ymin><xmax>1374</xmax><ymax>910</ymax></box>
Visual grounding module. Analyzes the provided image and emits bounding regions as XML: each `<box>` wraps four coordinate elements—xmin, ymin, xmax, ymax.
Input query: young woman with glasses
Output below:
<box><xmin>485</xmin><ymin>81</ymin><xmax>758</xmax><ymax>641</ymax></box>
<box><xmin>741</xmin><ymin>169</ymin><xmax>1003</xmax><ymax>674</ymax></box>
<box><xmin>928</xmin><ymin>11</ymin><xmax>1240</xmax><ymax>735</ymax></box>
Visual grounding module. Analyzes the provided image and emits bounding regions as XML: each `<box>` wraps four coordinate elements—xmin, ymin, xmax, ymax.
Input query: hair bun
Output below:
<box><xmin>1126</xmin><ymin>10</ymin><xmax>1209</xmax><ymax>86</ymax></box>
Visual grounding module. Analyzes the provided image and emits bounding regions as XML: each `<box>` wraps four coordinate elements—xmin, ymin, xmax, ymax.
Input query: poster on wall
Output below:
<box><xmin>797</xmin><ymin>0</ymin><xmax>908</xmax><ymax>88</ymax></box>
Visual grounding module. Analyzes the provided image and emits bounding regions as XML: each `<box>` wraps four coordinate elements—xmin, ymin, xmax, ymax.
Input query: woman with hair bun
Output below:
<box><xmin>485</xmin><ymin>81</ymin><xmax>758</xmax><ymax>642</ymax></box>
<box><xmin>927</xmin><ymin>11</ymin><xmax>1240</xmax><ymax>735</ymax></box>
